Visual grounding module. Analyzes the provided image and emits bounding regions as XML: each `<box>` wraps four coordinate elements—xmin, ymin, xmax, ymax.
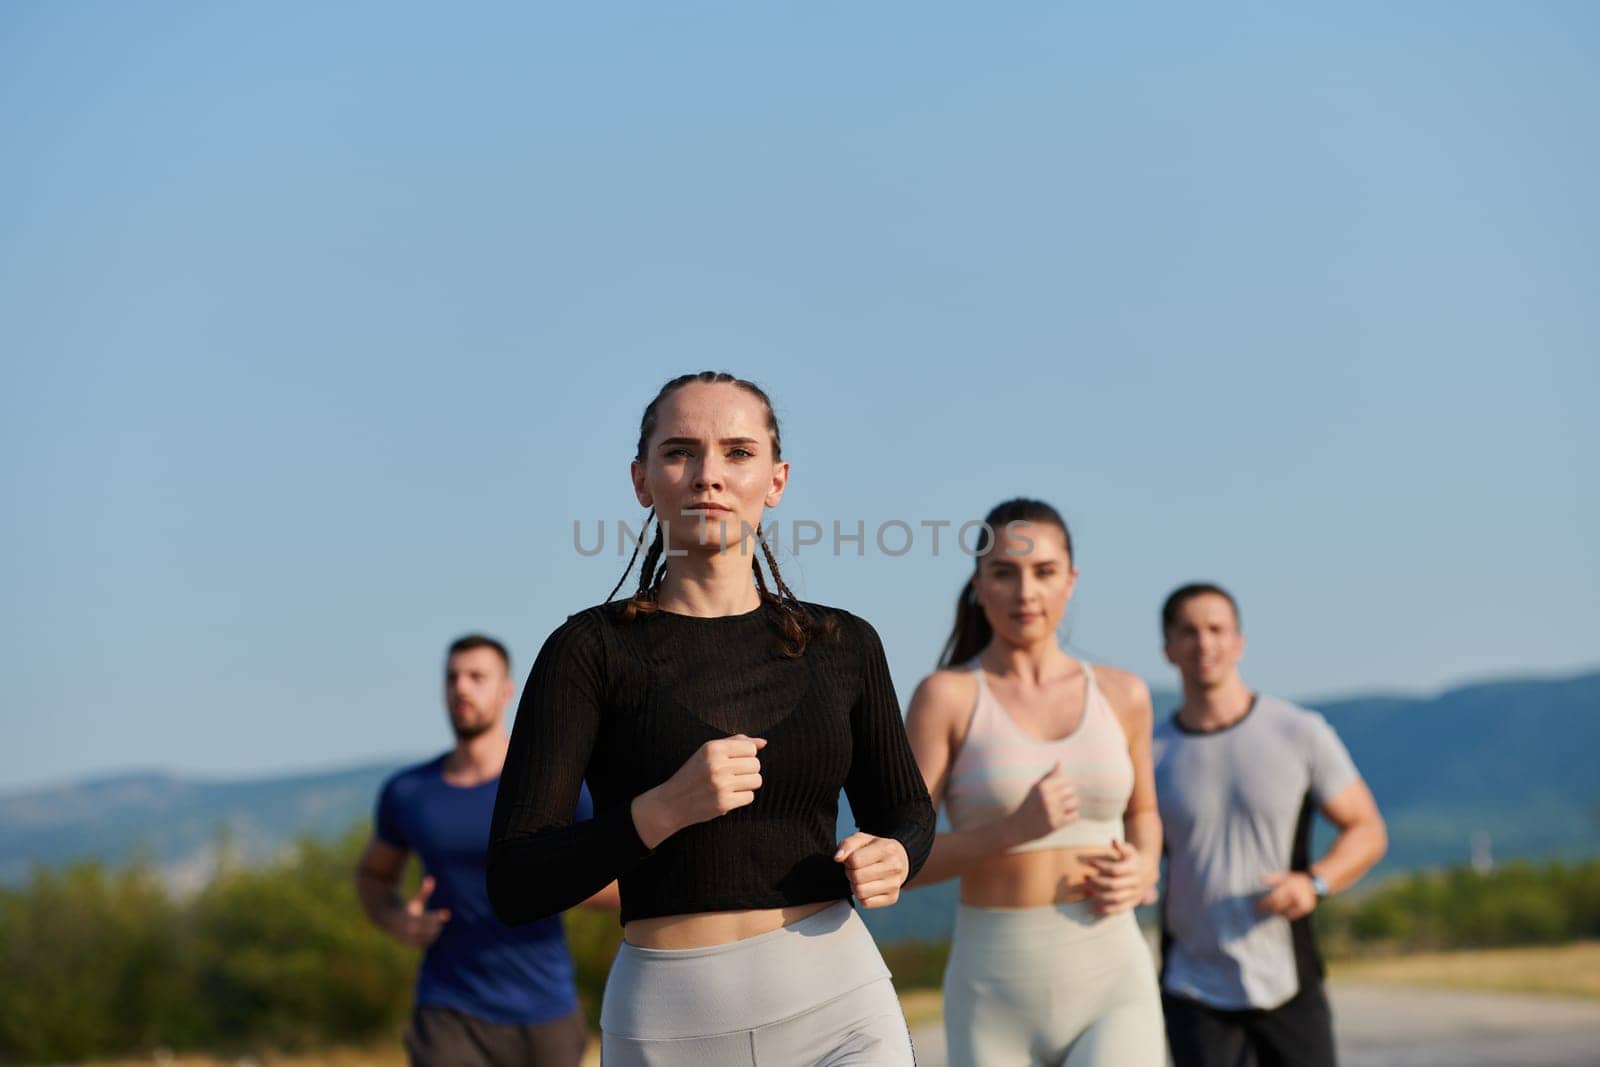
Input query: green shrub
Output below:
<box><xmin>1324</xmin><ymin>857</ymin><xmax>1600</xmax><ymax>955</ymax></box>
<box><xmin>0</xmin><ymin>862</ymin><xmax>200</xmax><ymax>1061</ymax></box>
<box><xmin>563</xmin><ymin>906</ymin><xmax>623</xmax><ymax>1029</ymax></box>
<box><xmin>879</xmin><ymin>940</ymin><xmax>951</xmax><ymax>990</ymax></box>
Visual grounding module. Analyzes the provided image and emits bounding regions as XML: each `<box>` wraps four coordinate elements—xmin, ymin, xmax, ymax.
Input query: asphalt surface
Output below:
<box><xmin>907</xmin><ymin>981</ymin><xmax>1600</xmax><ymax>1066</ymax></box>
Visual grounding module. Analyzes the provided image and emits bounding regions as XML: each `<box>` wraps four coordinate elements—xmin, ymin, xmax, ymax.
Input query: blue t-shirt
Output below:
<box><xmin>375</xmin><ymin>755</ymin><xmax>595</xmax><ymax>1025</ymax></box>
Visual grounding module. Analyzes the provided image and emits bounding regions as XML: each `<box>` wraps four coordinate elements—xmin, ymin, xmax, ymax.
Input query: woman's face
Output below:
<box><xmin>971</xmin><ymin>522</ymin><xmax>1076</xmax><ymax>648</ymax></box>
<box><xmin>630</xmin><ymin>381</ymin><xmax>789</xmax><ymax>556</ymax></box>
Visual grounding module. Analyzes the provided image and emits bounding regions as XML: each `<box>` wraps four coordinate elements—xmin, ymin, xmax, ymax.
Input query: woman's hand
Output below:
<box><xmin>1004</xmin><ymin>763</ymin><xmax>1080</xmax><ymax>846</ymax></box>
<box><xmin>834</xmin><ymin>832</ymin><xmax>910</xmax><ymax>908</ymax></box>
<box><xmin>631</xmin><ymin>735</ymin><xmax>766</xmax><ymax>849</ymax></box>
<box><xmin>1083</xmin><ymin>838</ymin><xmax>1154</xmax><ymax>915</ymax></box>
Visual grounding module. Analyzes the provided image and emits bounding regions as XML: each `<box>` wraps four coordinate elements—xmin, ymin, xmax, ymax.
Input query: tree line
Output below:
<box><xmin>2</xmin><ymin>826</ymin><xmax>1596</xmax><ymax>1064</ymax></box>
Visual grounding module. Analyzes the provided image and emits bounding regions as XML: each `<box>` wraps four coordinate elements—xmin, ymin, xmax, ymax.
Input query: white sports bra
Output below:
<box><xmin>943</xmin><ymin>659</ymin><xmax>1135</xmax><ymax>852</ymax></box>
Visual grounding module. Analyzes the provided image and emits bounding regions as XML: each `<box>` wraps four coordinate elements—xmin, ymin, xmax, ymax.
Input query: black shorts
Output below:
<box><xmin>1163</xmin><ymin>981</ymin><xmax>1337</xmax><ymax>1067</ymax></box>
<box><xmin>403</xmin><ymin>1004</ymin><xmax>588</xmax><ymax>1067</ymax></box>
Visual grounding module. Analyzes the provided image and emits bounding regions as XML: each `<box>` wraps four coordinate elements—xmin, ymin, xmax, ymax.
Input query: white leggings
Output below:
<box><xmin>600</xmin><ymin>900</ymin><xmax>915</xmax><ymax>1066</ymax></box>
<box><xmin>943</xmin><ymin>899</ymin><xmax>1166</xmax><ymax>1067</ymax></box>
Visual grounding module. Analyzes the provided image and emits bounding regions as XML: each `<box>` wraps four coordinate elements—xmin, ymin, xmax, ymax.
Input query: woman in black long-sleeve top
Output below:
<box><xmin>488</xmin><ymin>370</ymin><xmax>934</xmax><ymax>1065</ymax></box>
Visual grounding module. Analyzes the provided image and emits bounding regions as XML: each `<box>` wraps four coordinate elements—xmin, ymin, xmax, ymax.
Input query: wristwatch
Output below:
<box><xmin>1309</xmin><ymin>873</ymin><xmax>1330</xmax><ymax>898</ymax></box>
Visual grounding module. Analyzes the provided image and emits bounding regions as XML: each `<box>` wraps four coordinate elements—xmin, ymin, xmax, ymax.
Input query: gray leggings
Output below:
<box><xmin>600</xmin><ymin>900</ymin><xmax>916</xmax><ymax>1066</ymax></box>
<box><xmin>943</xmin><ymin>900</ymin><xmax>1166</xmax><ymax>1067</ymax></box>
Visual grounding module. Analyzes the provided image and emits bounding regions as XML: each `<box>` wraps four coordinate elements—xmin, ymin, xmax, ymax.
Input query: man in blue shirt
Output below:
<box><xmin>356</xmin><ymin>634</ymin><xmax>618</xmax><ymax>1066</ymax></box>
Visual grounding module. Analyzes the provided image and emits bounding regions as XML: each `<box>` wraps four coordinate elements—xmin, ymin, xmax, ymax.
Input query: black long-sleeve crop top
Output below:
<box><xmin>486</xmin><ymin>598</ymin><xmax>935</xmax><ymax>925</ymax></box>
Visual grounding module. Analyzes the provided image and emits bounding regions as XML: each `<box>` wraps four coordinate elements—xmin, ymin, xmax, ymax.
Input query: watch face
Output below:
<box><xmin>1311</xmin><ymin>875</ymin><xmax>1329</xmax><ymax>897</ymax></box>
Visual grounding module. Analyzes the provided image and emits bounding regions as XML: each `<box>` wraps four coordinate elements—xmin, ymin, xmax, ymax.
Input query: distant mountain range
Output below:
<box><xmin>0</xmin><ymin>761</ymin><xmax>401</xmax><ymax>891</ymax></box>
<box><xmin>5</xmin><ymin>669</ymin><xmax>1597</xmax><ymax>941</ymax></box>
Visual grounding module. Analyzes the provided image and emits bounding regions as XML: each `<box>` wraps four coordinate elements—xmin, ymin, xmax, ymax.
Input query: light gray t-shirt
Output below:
<box><xmin>1153</xmin><ymin>694</ymin><xmax>1360</xmax><ymax>1010</ymax></box>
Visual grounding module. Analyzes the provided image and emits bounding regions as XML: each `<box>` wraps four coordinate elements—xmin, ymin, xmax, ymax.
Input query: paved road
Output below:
<box><xmin>909</xmin><ymin>981</ymin><xmax>1600</xmax><ymax>1066</ymax></box>
<box><xmin>1331</xmin><ymin>982</ymin><xmax>1600</xmax><ymax>1066</ymax></box>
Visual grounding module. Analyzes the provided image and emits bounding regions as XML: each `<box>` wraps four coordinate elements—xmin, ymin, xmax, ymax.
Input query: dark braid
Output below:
<box><xmin>757</xmin><ymin>535</ymin><xmax>803</xmax><ymax>603</ymax></box>
<box><xmin>606</xmin><ymin>508</ymin><xmax>656</xmax><ymax>605</ymax></box>
<box><xmin>756</xmin><ymin>528</ymin><xmax>838</xmax><ymax>657</ymax></box>
<box><xmin>638</xmin><ymin>523</ymin><xmax>666</xmax><ymax>599</ymax></box>
<box><xmin>615</xmin><ymin>522</ymin><xmax>669</xmax><ymax>622</ymax></box>
<box><xmin>609</xmin><ymin>371</ymin><xmax>835</xmax><ymax>655</ymax></box>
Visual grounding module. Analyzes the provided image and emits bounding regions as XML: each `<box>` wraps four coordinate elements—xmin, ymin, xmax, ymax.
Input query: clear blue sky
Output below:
<box><xmin>2</xmin><ymin>3</ymin><xmax>1595</xmax><ymax>791</ymax></box>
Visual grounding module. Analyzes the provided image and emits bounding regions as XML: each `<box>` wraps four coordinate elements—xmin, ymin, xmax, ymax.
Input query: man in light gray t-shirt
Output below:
<box><xmin>1153</xmin><ymin>584</ymin><xmax>1387</xmax><ymax>1067</ymax></box>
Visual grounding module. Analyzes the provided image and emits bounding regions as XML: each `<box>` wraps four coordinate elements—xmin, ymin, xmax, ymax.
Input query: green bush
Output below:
<box><xmin>879</xmin><ymin>940</ymin><xmax>951</xmax><ymax>991</ymax></box>
<box><xmin>0</xmin><ymin>862</ymin><xmax>200</xmax><ymax>1061</ymax></box>
<box><xmin>0</xmin><ymin>827</ymin><xmax>414</xmax><ymax>1063</ymax></box>
<box><xmin>1319</xmin><ymin>857</ymin><xmax>1600</xmax><ymax>954</ymax></box>
<box><xmin>188</xmin><ymin>829</ymin><xmax>414</xmax><ymax>1051</ymax></box>
<box><xmin>563</xmin><ymin>906</ymin><xmax>623</xmax><ymax>1029</ymax></box>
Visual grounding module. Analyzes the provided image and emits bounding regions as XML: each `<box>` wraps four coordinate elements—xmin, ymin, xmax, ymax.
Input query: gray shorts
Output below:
<box><xmin>404</xmin><ymin>1003</ymin><xmax>587</xmax><ymax>1067</ymax></box>
<box><xmin>600</xmin><ymin>899</ymin><xmax>916</xmax><ymax>1065</ymax></box>
<box><xmin>943</xmin><ymin>900</ymin><xmax>1165</xmax><ymax>1067</ymax></box>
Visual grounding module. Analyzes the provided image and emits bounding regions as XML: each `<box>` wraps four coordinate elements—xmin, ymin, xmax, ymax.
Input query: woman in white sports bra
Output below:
<box><xmin>904</xmin><ymin>498</ymin><xmax>1165</xmax><ymax>1066</ymax></box>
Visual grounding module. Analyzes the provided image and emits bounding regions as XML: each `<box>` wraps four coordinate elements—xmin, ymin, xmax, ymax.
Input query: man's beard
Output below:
<box><xmin>451</xmin><ymin>716</ymin><xmax>492</xmax><ymax>742</ymax></box>
<box><xmin>451</xmin><ymin>710</ymin><xmax>495</xmax><ymax>741</ymax></box>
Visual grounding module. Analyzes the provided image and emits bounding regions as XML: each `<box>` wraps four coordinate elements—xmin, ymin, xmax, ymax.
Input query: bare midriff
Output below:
<box><xmin>623</xmin><ymin>899</ymin><xmax>836</xmax><ymax>949</ymax></box>
<box><xmin>959</xmin><ymin>844</ymin><xmax>1117</xmax><ymax>908</ymax></box>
